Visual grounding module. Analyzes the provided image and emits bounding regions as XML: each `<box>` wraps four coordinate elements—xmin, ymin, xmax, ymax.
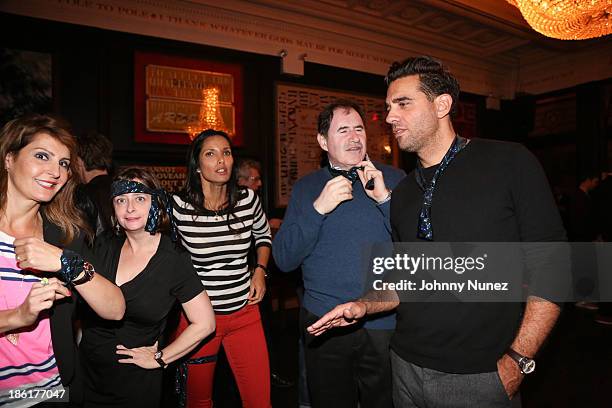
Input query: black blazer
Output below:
<box><xmin>44</xmin><ymin>218</ymin><xmax>90</xmax><ymax>402</ymax></box>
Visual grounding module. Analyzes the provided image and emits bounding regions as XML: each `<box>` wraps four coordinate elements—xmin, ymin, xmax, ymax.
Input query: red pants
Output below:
<box><xmin>177</xmin><ymin>304</ymin><xmax>271</xmax><ymax>408</ymax></box>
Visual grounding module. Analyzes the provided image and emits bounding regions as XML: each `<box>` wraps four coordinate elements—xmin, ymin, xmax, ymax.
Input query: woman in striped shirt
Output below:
<box><xmin>172</xmin><ymin>129</ymin><xmax>271</xmax><ymax>408</ymax></box>
<box><xmin>0</xmin><ymin>115</ymin><xmax>125</xmax><ymax>407</ymax></box>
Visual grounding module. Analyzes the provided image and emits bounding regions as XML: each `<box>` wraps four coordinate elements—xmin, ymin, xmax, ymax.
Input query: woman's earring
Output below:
<box><xmin>196</xmin><ymin>169</ymin><xmax>201</xmax><ymax>173</ymax></box>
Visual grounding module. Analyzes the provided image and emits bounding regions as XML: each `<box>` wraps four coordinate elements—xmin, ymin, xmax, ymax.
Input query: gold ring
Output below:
<box><xmin>41</xmin><ymin>277</ymin><xmax>49</xmax><ymax>286</ymax></box>
<box><xmin>16</xmin><ymin>255</ymin><xmax>21</xmax><ymax>261</ymax></box>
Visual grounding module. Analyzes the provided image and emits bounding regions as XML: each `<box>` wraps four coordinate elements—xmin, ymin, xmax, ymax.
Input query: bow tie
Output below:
<box><xmin>328</xmin><ymin>165</ymin><xmax>375</xmax><ymax>190</ymax></box>
<box><xmin>329</xmin><ymin>165</ymin><xmax>361</xmax><ymax>182</ymax></box>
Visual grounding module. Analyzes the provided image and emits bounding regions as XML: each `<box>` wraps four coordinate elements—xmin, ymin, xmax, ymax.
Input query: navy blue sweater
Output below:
<box><xmin>273</xmin><ymin>164</ymin><xmax>406</xmax><ymax>329</ymax></box>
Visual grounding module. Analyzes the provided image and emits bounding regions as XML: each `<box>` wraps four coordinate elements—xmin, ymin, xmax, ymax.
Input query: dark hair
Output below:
<box><xmin>236</xmin><ymin>158</ymin><xmax>262</xmax><ymax>180</ymax></box>
<box><xmin>181</xmin><ymin>129</ymin><xmax>244</xmax><ymax>226</ymax></box>
<box><xmin>317</xmin><ymin>99</ymin><xmax>366</xmax><ymax>137</ymax></box>
<box><xmin>581</xmin><ymin>171</ymin><xmax>600</xmax><ymax>183</ymax></box>
<box><xmin>385</xmin><ymin>56</ymin><xmax>460</xmax><ymax>115</ymax></box>
<box><xmin>111</xmin><ymin>167</ymin><xmax>170</xmax><ymax>235</ymax></box>
<box><xmin>0</xmin><ymin>114</ymin><xmax>91</xmax><ymax>244</ymax></box>
<box><xmin>77</xmin><ymin>131</ymin><xmax>113</xmax><ymax>172</ymax></box>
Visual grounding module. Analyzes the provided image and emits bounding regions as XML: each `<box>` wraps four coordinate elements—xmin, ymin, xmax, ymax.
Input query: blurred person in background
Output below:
<box><xmin>237</xmin><ymin>158</ymin><xmax>293</xmax><ymax>388</ymax></box>
<box><xmin>75</xmin><ymin>131</ymin><xmax>114</xmax><ymax>237</ymax></box>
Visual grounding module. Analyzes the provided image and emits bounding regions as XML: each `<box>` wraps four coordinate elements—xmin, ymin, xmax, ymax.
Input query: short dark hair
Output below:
<box><xmin>385</xmin><ymin>56</ymin><xmax>460</xmax><ymax>115</ymax></box>
<box><xmin>317</xmin><ymin>99</ymin><xmax>366</xmax><ymax>137</ymax></box>
<box><xmin>581</xmin><ymin>171</ymin><xmax>600</xmax><ymax>182</ymax></box>
<box><xmin>77</xmin><ymin>131</ymin><xmax>113</xmax><ymax>172</ymax></box>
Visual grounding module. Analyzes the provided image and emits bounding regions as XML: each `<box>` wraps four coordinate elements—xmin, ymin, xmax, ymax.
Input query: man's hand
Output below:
<box><xmin>496</xmin><ymin>297</ymin><xmax>559</xmax><ymax>399</ymax></box>
<box><xmin>307</xmin><ymin>301</ymin><xmax>366</xmax><ymax>336</ymax></box>
<box><xmin>313</xmin><ymin>176</ymin><xmax>353</xmax><ymax>214</ymax></box>
<box><xmin>356</xmin><ymin>159</ymin><xmax>389</xmax><ymax>203</ymax></box>
<box><xmin>13</xmin><ymin>237</ymin><xmax>62</xmax><ymax>272</ymax></box>
<box><xmin>497</xmin><ymin>354</ymin><xmax>523</xmax><ymax>399</ymax></box>
<box><xmin>247</xmin><ymin>267</ymin><xmax>267</xmax><ymax>305</ymax></box>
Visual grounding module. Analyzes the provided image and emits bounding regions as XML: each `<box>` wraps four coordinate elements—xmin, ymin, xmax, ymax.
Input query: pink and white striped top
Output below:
<box><xmin>0</xmin><ymin>230</ymin><xmax>62</xmax><ymax>407</ymax></box>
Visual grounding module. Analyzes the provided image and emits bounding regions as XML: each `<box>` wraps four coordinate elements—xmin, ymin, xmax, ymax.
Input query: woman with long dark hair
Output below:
<box><xmin>0</xmin><ymin>114</ymin><xmax>125</xmax><ymax>406</ymax></box>
<box><xmin>79</xmin><ymin>167</ymin><xmax>215</xmax><ymax>407</ymax></box>
<box><xmin>172</xmin><ymin>129</ymin><xmax>271</xmax><ymax>407</ymax></box>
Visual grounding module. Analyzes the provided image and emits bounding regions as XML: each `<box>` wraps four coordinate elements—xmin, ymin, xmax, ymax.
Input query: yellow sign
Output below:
<box><xmin>145</xmin><ymin>65</ymin><xmax>235</xmax><ymax>135</ymax></box>
<box><xmin>146</xmin><ymin>65</ymin><xmax>234</xmax><ymax>102</ymax></box>
<box><xmin>134</xmin><ymin>166</ymin><xmax>187</xmax><ymax>193</ymax></box>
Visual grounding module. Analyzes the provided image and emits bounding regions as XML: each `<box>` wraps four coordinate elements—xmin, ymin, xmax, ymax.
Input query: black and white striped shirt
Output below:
<box><xmin>172</xmin><ymin>189</ymin><xmax>271</xmax><ymax>314</ymax></box>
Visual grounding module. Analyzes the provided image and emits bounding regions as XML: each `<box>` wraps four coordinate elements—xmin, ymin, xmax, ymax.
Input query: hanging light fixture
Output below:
<box><xmin>506</xmin><ymin>0</ymin><xmax>612</xmax><ymax>40</ymax></box>
<box><xmin>186</xmin><ymin>86</ymin><xmax>228</xmax><ymax>140</ymax></box>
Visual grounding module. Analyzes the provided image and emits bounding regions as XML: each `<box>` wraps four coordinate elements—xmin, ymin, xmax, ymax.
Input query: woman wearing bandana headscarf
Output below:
<box><xmin>79</xmin><ymin>167</ymin><xmax>215</xmax><ymax>407</ymax></box>
<box><xmin>171</xmin><ymin>130</ymin><xmax>272</xmax><ymax>408</ymax></box>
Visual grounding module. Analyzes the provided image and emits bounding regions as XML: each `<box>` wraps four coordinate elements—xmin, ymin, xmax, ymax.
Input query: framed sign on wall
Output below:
<box><xmin>134</xmin><ymin>51</ymin><xmax>243</xmax><ymax>146</ymax></box>
<box><xmin>118</xmin><ymin>165</ymin><xmax>187</xmax><ymax>193</ymax></box>
<box><xmin>275</xmin><ymin>83</ymin><xmax>398</xmax><ymax>207</ymax></box>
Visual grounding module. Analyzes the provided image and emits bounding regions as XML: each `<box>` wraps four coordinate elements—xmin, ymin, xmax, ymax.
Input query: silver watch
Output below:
<box><xmin>506</xmin><ymin>348</ymin><xmax>535</xmax><ymax>374</ymax></box>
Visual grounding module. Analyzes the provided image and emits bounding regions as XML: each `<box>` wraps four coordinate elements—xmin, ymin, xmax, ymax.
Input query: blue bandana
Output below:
<box><xmin>110</xmin><ymin>180</ymin><xmax>177</xmax><ymax>241</ymax></box>
<box><xmin>414</xmin><ymin>135</ymin><xmax>468</xmax><ymax>241</ymax></box>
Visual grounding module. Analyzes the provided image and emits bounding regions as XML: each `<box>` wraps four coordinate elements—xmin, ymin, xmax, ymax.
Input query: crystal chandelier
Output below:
<box><xmin>506</xmin><ymin>0</ymin><xmax>612</xmax><ymax>40</ymax></box>
<box><xmin>186</xmin><ymin>87</ymin><xmax>228</xmax><ymax>140</ymax></box>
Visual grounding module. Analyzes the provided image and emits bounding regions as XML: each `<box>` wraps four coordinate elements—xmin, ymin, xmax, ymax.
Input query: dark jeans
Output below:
<box><xmin>300</xmin><ymin>308</ymin><xmax>393</xmax><ymax>408</ymax></box>
<box><xmin>390</xmin><ymin>350</ymin><xmax>521</xmax><ymax>408</ymax></box>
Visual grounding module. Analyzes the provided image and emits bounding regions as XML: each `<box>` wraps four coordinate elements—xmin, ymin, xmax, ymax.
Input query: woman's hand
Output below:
<box><xmin>116</xmin><ymin>341</ymin><xmax>160</xmax><ymax>369</ymax></box>
<box><xmin>13</xmin><ymin>237</ymin><xmax>62</xmax><ymax>272</ymax></box>
<box><xmin>17</xmin><ymin>278</ymin><xmax>71</xmax><ymax>327</ymax></box>
<box><xmin>247</xmin><ymin>267</ymin><xmax>266</xmax><ymax>305</ymax></box>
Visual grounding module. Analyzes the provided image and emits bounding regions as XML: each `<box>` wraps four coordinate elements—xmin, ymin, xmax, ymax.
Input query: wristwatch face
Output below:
<box><xmin>154</xmin><ymin>351</ymin><xmax>162</xmax><ymax>360</ymax></box>
<box><xmin>72</xmin><ymin>261</ymin><xmax>95</xmax><ymax>285</ymax></box>
<box><xmin>521</xmin><ymin>358</ymin><xmax>536</xmax><ymax>374</ymax></box>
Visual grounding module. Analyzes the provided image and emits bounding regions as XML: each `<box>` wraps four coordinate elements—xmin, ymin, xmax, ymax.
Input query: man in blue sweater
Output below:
<box><xmin>273</xmin><ymin>99</ymin><xmax>405</xmax><ymax>408</ymax></box>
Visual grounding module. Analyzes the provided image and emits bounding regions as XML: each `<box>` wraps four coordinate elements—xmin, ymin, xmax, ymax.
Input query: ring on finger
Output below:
<box><xmin>41</xmin><ymin>277</ymin><xmax>49</xmax><ymax>286</ymax></box>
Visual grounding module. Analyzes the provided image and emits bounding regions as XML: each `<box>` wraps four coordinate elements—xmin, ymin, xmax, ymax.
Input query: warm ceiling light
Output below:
<box><xmin>507</xmin><ymin>0</ymin><xmax>612</xmax><ymax>40</ymax></box>
<box><xmin>186</xmin><ymin>87</ymin><xmax>228</xmax><ymax>140</ymax></box>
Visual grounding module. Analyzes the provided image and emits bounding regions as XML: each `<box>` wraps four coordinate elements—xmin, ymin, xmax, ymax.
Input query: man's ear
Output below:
<box><xmin>434</xmin><ymin>94</ymin><xmax>453</xmax><ymax>119</ymax></box>
<box><xmin>317</xmin><ymin>133</ymin><xmax>328</xmax><ymax>152</ymax></box>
